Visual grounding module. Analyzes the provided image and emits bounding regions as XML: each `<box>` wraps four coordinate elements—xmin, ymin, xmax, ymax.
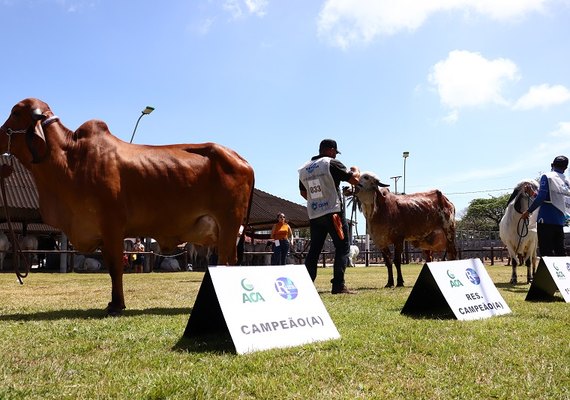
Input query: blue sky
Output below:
<box><xmin>2</xmin><ymin>0</ymin><xmax>570</xmax><ymax>223</ymax></box>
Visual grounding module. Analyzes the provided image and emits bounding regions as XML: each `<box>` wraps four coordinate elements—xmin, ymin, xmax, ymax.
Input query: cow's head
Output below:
<box><xmin>354</xmin><ymin>171</ymin><xmax>390</xmax><ymax>194</ymax></box>
<box><xmin>0</xmin><ymin>98</ymin><xmax>51</xmax><ymax>164</ymax></box>
<box><xmin>508</xmin><ymin>179</ymin><xmax>539</xmax><ymax>214</ymax></box>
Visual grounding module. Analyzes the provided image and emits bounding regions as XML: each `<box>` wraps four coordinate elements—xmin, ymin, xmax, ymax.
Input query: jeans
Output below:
<box><xmin>272</xmin><ymin>239</ymin><xmax>290</xmax><ymax>265</ymax></box>
<box><xmin>304</xmin><ymin>212</ymin><xmax>350</xmax><ymax>288</ymax></box>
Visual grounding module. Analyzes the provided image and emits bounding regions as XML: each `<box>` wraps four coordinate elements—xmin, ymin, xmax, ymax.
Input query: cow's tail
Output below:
<box><xmin>237</xmin><ymin>174</ymin><xmax>255</xmax><ymax>265</ymax></box>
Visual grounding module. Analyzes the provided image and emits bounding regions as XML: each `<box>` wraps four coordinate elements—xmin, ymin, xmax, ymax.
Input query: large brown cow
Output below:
<box><xmin>352</xmin><ymin>171</ymin><xmax>457</xmax><ymax>287</ymax></box>
<box><xmin>0</xmin><ymin>98</ymin><xmax>254</xmax><ymax>315</ymax></box>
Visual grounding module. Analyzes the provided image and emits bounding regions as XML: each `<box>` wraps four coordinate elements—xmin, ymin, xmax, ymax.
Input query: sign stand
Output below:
<box><xmin>401</xmin><ymin>258</ymin><xmax>511</xmax><ymax>320</ymax></box>
<box><xmin>526</xmin><ymin>256</ymin><xmax>570</xmax><ymax>302</ymax></box>
<box><xmin>184</xmin><ymin>265</ymin><xmax>340</xmax><ymax>354</ymax></box>
<box><xmin>184</xmin><ymin>268</ymin><xmax>230</xmax><ymax>338</ymax></box>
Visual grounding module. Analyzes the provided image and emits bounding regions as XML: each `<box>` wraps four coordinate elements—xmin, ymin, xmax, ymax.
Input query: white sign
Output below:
<box><xmin>184</xmin><ymin>265</ymin><xmax>340</xmax><ymax>354</ymax></box>
<box><xmin>402</xmin><ymin>259</ymin><xmax>511</xmax><ymax>320</ymax></box>
<box><xmin>526</xmin><ymin>256</ymin><xmax>570</xmax><ymax>302</ymax></box>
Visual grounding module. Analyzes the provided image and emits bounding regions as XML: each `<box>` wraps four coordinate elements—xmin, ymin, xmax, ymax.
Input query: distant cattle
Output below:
<box><xmin>352</xmin><ymin>171</ymin><xmax>457</xmax><ymax>287</ymax></box>
<box><xmin>160</xmin><ymin>258</ymin><xmax>181</xmax><ymax>272</ymax></box>
<box><xmin>19</xmin><ymin>235</ymin><xmax>38</xmax><ymax>267</ymax></box>
<box><xmin>348</xmin><ymin>245</ymin><xmax>359</xmax><ymax>267</ymax></box>
<box><xmin>74</xmin><ymin>256</ymin><xmax>102</xmax><ymax>272</ymax></box>
<box><xmin>499</xmin><ymin>179</ymin><xmax>539</xmax><ymax>284</ymax></box>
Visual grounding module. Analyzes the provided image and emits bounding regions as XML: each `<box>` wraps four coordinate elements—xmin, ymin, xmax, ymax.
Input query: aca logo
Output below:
<box><xmin>447</xmin><ymin>270</ymin><xmax>463</xmax><ymax>288</ymax></box>
<box><xmin>565</xmin><ymin>263</ymin><xmax>570</xmax><ymax>272</ymax></box>
<box><xmin>311</xmin><ymin>202</ymin><xmax>318</xmax><ymax>211</ymax></box>
<box><xmin>241</xmin><ymin>278</ymin><xmax>265</xmax><ymax>303</ymax></box>
<box><xmin>274</xmin><ymin>277</ymin><xmax>299</xmax><ymax>300</ymax></box>
<box><xmin>465</xmin><ymin>268</ymin><xmax>481</xmax><ymax>285</ymax></box>
<box><xmin>553</xmin><ymin>263</ymin><xmax>566</xmax><ymax>279</ymax></box>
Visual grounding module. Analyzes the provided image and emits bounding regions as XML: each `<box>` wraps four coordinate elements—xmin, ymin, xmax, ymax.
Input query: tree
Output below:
<box><xmin>458</xmin><ymin>193</ymin><xmax>510</xmax><ymax>231</ymax></box>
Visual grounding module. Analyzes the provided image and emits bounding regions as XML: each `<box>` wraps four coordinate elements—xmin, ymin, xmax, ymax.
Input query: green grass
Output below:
<box><xmin>0</xmin><ymin>264</ymin><xmax>568</xmax><ymax>399</ymax></box>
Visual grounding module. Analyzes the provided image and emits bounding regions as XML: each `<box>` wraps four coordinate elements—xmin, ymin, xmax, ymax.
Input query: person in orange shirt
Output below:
<box><xmin>271</xmin><ymin>213</ymin><xmax>293</xmax><ymax>265</ymax></box>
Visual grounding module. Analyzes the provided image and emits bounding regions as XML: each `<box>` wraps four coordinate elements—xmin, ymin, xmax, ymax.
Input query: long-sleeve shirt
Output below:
<box><xmin>528</xmin><ymin>172</ymin><xmax>566</xmax><ymax>226</ymax></box>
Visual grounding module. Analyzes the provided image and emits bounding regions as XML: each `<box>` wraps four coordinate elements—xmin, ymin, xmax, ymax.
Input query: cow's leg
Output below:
<box><xmin>510</xmin><ymin>257</ymin><xmax>518</xmax><ymax>284</ymax></box>
<box><xmin>217</xmin><ymin>224</ymin><xmax>240</xmax><ymax>265</ymax></box>
<box><xmin>445</xmin><ymin>229</ymin><xmax>457</xmax><ymax>260</ymax></box>
<box><xmin>424</xmin><ymin>250</ymin><xmax>433</xmax><ymax>263</ymax></box>
<box><xmin>102</xmin><ymin>239</ymin><xmax>127</xmax><ymax>316</ymax></box>
<box><xmin>525</xmin><ymin>258</ymin><xmax>532</xmax><ymax>284</ymax></box>
<box><xmin>394</xmin><ymin>243</ymin><xmax>404</xmax><ymax>287</ymax></box>
<box><xmin>382</xmin><ymin>248</ymin><xmax>395</xmax><ymax>288</ymax></box>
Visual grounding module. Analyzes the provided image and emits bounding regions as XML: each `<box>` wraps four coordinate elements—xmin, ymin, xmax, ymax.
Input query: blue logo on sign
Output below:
<box><xmin>465</xmin><ymin>268</ymin><xmax>480</xmax><ymax>285</ymax></box>
<box><xmin>274</xmin><ymin>277</ymin><xmax>298</xmax><ymax>300</ymax></box>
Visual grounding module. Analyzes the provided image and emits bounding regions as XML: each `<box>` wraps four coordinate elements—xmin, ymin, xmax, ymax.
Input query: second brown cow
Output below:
<box><xmin>353</xmin><ymin>171</ymin><xmax>457</xmax><ymax>287</ymax></box>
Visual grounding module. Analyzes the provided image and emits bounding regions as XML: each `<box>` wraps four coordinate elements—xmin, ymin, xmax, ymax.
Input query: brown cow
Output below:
<box><xmin>352</xmin><ymin>171</ymin><xmax>457</xmax><ymax>287</ymax></box>
<box><xmin>0</xmin><ymin>98</ymin><xmax>254</xmax><ymax>315</ymax></box>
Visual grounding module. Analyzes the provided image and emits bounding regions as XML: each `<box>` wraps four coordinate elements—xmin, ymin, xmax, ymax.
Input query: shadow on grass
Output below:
<box><xmin>316</xmin><ymin>286</ymin><xmax>407</xmax><ymax>295</ymax></box>
<box><xmin>172</xmin><ymin>333</ymin><xmax>236</xmax><ymax>354</ymax></box>
<box><xmin>495</xmin><ymin>282</ymin><xmax>532</xmax><ymax>294</ymax></box>
<box><xmin>0</xmin><ymin>307</ymin><xmax>192</xmax><ymax>321</ymax></box>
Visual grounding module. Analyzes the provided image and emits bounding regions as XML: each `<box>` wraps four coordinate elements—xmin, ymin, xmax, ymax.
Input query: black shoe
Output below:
<box><xmin>331</xmin><ymin>285</ymin><xmax>356</xmax><ymax>294</ymax></box>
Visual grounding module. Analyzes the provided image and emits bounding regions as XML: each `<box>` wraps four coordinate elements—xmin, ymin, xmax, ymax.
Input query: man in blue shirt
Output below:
<box><xmin>522</xmin><ymin>156</ymin><xmax>570</xmax><ymax>256</ymax></box>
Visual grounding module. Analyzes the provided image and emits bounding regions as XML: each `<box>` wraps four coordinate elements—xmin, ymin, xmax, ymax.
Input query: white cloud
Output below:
<box><xmin>442</xmin><ymin>110</ymin><xmax>459</xmax><ymax>124</ymax></box>
<box><xmin>317</xmin><ymin>0</ymin><xmax>549</xmax><ymax>48</ymax></box>
<box><xmin>245</xmin><ymin>0</ymin><xmax>268</xmax><ymax>17</ymax></box>
<box><xmin>196</xmin><ymin>17</ymin><xmax>216</xmax><ymax>36</ymax></box>
<box><xmin>429</xmin><ymin>50</ymin><xmax>519</xmax><ymax>110</ymax></box>
<box><xmin>512</xmin><ymin>84</ymin><xmax>570</xmax><ymax>110</ymax></box>
<box><xmin>223</xmin><ymin>0</ymin><xmax>267</xmax><ymax>19</ymax></box>
<box><xmin>549</xmin><ymin>121</ymin><xmax>570</xmax><ymax>137</ymax></box>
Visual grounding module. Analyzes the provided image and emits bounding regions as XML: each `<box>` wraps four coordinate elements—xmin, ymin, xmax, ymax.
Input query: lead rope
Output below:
<box><xmin>350</xmin><ymin>187</ymin><xmax>359</xmax><ymax>239</ymax></box>
<box><xmin>514</xmin><ymin>194</ymin><xmax>531</xmax><ymax>256</ymax></box>
<box><xmin>0</xmin><ymin>160</ymin><xmax>30</xmax><ymax>284</ymax></box>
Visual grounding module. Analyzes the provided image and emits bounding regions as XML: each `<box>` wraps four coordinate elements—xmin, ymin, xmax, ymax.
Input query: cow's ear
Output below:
<box><xmin>25</xmin><ymin>111</ymin><xmax>48</xmax><ymax>163</ymax></box>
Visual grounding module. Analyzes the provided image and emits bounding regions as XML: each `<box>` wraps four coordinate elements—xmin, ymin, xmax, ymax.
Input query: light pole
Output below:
<box><xmin>129</xmin><ymin>106</ymin><xmax>155</xmax><ymax>143</ymax></box>
<box><xmin>390</xmin><ymin>175</ymin><xmax>401</xmax><ymax>194</ymax></box>
<box><xmin>402</xmin><ymin>151</ymin><xmax>409</xmax><ymax>194</ymax></box>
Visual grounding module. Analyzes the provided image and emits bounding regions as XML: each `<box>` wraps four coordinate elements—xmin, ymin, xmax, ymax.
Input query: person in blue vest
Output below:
<box><xmin>298</xmin><ymin>139</ymin><xmax>360</xmax><ymax>294</ymax></box>
<box><xmin>522</xmin><ymin>155</ymin><xmax>570</xmax><ymax>256</ymax></box>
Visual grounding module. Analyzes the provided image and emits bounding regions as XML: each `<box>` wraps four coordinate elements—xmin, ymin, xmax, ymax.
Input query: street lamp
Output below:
<box><xmin>402</xmin><ymin>151</ymin><xmax>409</xmax><ymax>194</ymax></box>
<box><xmin>390</xmin><ymin>175</ymin><xmax>401</xmax><ymax>194</ymax></box>
<box><xmin>129</xmin><ymin>106</ymin><xmax>155</xmax><ymax>143</ymax></box>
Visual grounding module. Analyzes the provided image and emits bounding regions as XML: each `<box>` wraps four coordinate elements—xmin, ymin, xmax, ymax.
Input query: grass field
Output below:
<box><xmin>0</xmin><ymin>263</ymin><xmax>568</xmax><ymax>399</ymax></box>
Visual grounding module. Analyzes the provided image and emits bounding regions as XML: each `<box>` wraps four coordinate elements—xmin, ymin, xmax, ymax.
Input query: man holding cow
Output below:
<box><xmin>298</xmin><ymin>139</ymin><xmax>360</xmax><ymax>294</ymax></box>
<box><xmin>522</xmin><ymin>155</ymin><xmax>570</xmax><ymax>257</ymax></box>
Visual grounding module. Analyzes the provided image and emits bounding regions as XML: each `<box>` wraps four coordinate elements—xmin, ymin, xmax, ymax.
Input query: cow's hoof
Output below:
<box><xmin>385</xmin><ymin>282</ymin><xmax>394</xmax><ymax>288</ymax></box>
<box><xmin>106</xmin><ymin>303</ymin><xmax>125</xmax><ymax>317</ymax></box>
<box><xmin>396</xmin><ymin>282</ymin><xmax>405</xmax><ymax>287</ymax></box>
<box><xmin>509</xmin><ymin>278</ymin><xmax>517</xmax><ymax>285</ymax></box>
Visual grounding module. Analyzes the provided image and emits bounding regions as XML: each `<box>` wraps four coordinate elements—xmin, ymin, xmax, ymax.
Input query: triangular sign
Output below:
<box><xmin>184</xmin><ymin>265</ymin><xmax>340</xmax><ymax>354</ymax></box>
<box><xmin>526</xmin><ymin>256</ymin><xmax>570</xmax><ymax>302</ymax></box>
<box><xmin>401</xmin><ymin>259</ymin><xmax>511</xmax><ymax>320</ymax></box>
